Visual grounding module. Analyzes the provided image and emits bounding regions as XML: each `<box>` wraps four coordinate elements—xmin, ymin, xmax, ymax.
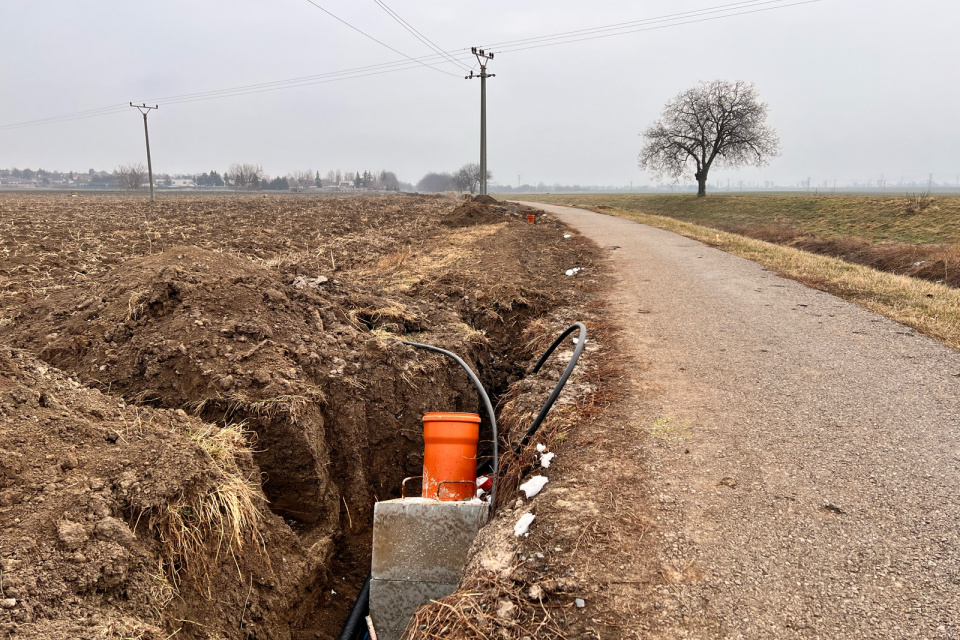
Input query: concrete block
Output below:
<box><xmin>369</xmin><ymin>578</ymin><xmax>457</xmax><ymax>640</ymax></box>
<box><xmin>371</xmin><ymin>498</ymin><xmax>488</xmax><ymax>583</ymax></box>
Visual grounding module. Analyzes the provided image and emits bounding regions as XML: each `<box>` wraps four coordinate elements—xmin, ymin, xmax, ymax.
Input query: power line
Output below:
<box><xmin>488</xmin><ymin>0</ymin><xmax>824</xmax><ymax>53</ymax></box>
<box><xmin>373</xmin><ymin>0</ymin><xmax>472</xmax><ymax>72</ymax></box>
<box><xmin>482</xmin><ymin>0</ymin><xmax>797</xmax><ymax>48</ymax></box>
<box><xmin>0</xmin><ymin>52</ymin><xmax>474</xmax><ymax>130</ymax></box>
<box><xmin>0</xmin><ymin>0</ymin><xmax>824</xmax><ymax>130</ymax></box>
<box><xmin>0</xmin><ymin>104</ymin><xmax>130</xmax><ymax>131</ymax></box>
<box><xmin>302</xmin><ymin>0</ymin><xmax>461</xmax><ymax>77</ymax></box>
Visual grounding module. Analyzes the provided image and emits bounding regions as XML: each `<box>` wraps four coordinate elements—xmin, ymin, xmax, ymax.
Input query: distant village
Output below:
<box><xmin>0</xmin><ymin>166</ymin><xmax>409</xmax><ymax>192</ymax></box>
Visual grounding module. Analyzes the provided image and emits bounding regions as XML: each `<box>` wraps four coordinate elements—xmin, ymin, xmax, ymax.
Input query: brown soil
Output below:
<box><xmin>441</xmin><ymin>195</ymin><xmax>543</xmax><ymax>228</ymax></box>
<box><xmin>0</xmin><ymin>193</ymin><xmax>600</xmax><ymax>639</ymax></box>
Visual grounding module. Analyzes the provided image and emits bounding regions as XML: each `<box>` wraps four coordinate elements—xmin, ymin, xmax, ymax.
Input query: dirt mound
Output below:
<box><xmin>442</xmin><ymin>196</ymin><xmax>512</xmax><ymax>227</ymax></box>
<box><xmin>2</xmin><ymin>246</ymin><xmax>474</xmax><ymax>527</ymax></box>
<box><xmin>0</xmin><ymin>345</ymin><xmax>312</xmax><ymax>639</ymax></box>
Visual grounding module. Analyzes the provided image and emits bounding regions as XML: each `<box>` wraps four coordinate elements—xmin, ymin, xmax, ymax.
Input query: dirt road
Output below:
<box><xmin>523</xmin><ymin>203</ymin><xmax>960</xmax><ymax>639</ymax></box>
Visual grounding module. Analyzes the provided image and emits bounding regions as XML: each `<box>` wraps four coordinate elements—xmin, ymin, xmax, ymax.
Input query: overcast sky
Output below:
<box><xmin>2</xmin><ymin>0</ymin><xmax>958</xmax><ymax>187</ymax></box>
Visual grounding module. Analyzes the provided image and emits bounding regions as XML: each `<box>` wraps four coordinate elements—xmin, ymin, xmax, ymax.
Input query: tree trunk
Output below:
<box><xmin>696</xmin><ymin>172</ymin><xmax>707</xmax><ymax>197</ymax></box>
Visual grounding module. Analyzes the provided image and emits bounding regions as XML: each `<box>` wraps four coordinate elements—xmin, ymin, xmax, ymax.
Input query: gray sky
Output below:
<box><xmin>2</xmin><ymin>0</ymin><xmax>958</xmax><ymax>187</ymax></box>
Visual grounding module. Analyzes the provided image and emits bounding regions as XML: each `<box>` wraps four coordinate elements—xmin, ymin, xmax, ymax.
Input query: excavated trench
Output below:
<box><xmin>292</xmin><ymin>300</ymin><xmax>543</xmax><ymax>638</ymax></box>
<box><xmin>0</xmin><ymin>194</ymin><xmax>599</xmax><ymax>639</ymax></box>
<box><xmin>1</xmin><ymin>245</ymin><xmax>558</xmax><ymax>639</ymax></box>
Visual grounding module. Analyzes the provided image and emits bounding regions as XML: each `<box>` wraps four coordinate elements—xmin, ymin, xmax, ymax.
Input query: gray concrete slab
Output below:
<box><xmin>369</xmin><ymin>578</ymin><xmax>458</xmax><ymax>640</ymax></box>
<box><xmin>371</xmin><ymin>498</ymin><xmax>488</xmax><ymax>583</ymax></box>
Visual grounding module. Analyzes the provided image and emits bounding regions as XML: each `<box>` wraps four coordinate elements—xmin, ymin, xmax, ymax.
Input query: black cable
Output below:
<box><xmin>400</xmin><ymin>340</ymin><xmax>499</xmax><ymax>513</ymax></box>
<box><xmin>373</xmin><ymin>0</ymin><xmax>472</xmax><ymax>72</ymax></box>
<box><xmin>492</xmin><ymin>0</ymin><xmax>824</xmax><ymax>54</ymax></box>
<box><xmin>0</xmin><ymin>0</ymin><xmax>822</xmax><ymax>129</ymax></box>
<box><xmin>482</xmin><ymin>0</ymin><xmax>797</xmax><ymax>48</ymax></box>
<box><xmin>517</xmin><ymin>323</ymin><xmax>587</xmax><ymax>450</ymax></box>
<box><xmin>335</xmin><ymin>575</ymin><xmax>371</xmax><ymax>640</ymax></box>
<box><xmin>303</xmin><ymin>0</ymin><xmax>460</xmax><ymax>77</ymax></box>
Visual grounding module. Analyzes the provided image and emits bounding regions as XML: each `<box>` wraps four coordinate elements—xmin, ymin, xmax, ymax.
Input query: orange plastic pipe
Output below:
<box><xmin>422</xmin><ymin>412</ymin><xmax>480</xmax><ymax>501</ymax></box>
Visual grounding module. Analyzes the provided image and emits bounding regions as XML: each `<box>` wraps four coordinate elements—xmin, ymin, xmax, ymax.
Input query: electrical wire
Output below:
<box><xmin>488</xmin><ymin>0</ymin><xmax>824</xmax><ymax>54</ymax></box>
<box><xmin>0</xmin><ymin>51</ymin><xmax>474</xmax><ymax>131</ymax></box>
<box><xmin>0</xmin><ymin>104</ymin><xmax>130</xmax><ymax>131</ymax></box>
<box><xmin>303</xmin><ymin>0</ymin><xmax>461</xmax><ymax>77</ymax></box>
<box><xmin>372</xmin><ymin>0</ymin><xmax>472</xmax><ymax>72</ymax></box>
<box><xmin>0</xmin><ymin>0</ymin><xmax>824</xmax><ymax>130</ymax></box>
<box><xmin>482</xmin><ymin>0</ymin><xmax>803</xmax><ymax>49</ymax></box>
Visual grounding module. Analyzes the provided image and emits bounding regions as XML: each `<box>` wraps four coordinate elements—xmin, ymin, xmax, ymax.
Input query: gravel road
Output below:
<box><xmin>524</xmin><ymin>202</ymin><xmax>960</xmax><ymax>639</ymax></box>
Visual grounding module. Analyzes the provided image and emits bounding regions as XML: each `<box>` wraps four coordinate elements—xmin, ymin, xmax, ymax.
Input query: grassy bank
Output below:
<box><xmin>516</xmin><ymin>196</ymin><xmax>960</xmax><ymax>352</ymax></box>
<box><xmin>525</xmin><ymin>193</ymin><xmax>960</xmax><ymax>245</ymax></box>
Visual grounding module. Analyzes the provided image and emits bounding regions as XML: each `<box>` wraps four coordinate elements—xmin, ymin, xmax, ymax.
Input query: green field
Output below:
<box><xmin>522</xmin><ymin>193</ymin><xmax>960</xmax><ymax>245</ymax></box>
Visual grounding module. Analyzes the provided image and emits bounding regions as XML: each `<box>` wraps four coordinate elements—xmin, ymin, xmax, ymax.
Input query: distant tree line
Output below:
<box><xmin>415</xmin><ymin>163</ymin><xmax>491</xmax><ymax>194</ymax></box>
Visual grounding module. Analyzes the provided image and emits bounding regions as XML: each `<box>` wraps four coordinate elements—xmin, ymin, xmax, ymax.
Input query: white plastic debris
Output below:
<box><xmin>514</xmin><ymin>512</ymin><xmax>535</xmax><ymax>537</ymax></box>
<box><xmin>536</xmin><ymin>443</ymin><xmax>546</xmax><ymax>453</ymax></box>
<box><xmin>563</xmin><ymin>234</ymin><xmax>572</xmax><ymax>239</ymax></box>
<box><xmin>565</xmin><ymin>269</ymin><xmax>575</xmax><ymax>276</ymax></box>
<box><xmin>540</xmin><ymin>452</ymin><xmax>555</xmax><ymax>468</ymax></box>
<box><xmin>519</xmin><ymin>475</ymin><xmax>549</xmax><ymax>498</ymax></box>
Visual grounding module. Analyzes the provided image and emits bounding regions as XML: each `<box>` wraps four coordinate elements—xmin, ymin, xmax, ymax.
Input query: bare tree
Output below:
<box><xmin>377</xmin><ymin>170</ymin><xmax>400</xmax><ymax>191</ymax></box>
<box><xmin>225</xmin><ymin>163</ymin><xmax>263</xmax><ymax>191</ymax></box>
<box><xmin>456</xmin><ymin>163</ymin><xmax>492</xmax><ymax>194</ymax></box>
<box><xmin>116</xmin><ymin>163</ymin><xmax>146</xmax><ymax>191</ymax></box>
<box><xmin>288</xmin><ymin>170</ymin><xmax>314</xmax><ymax>192</ymax></box>
<box><xmin>639</xmin><ymin>80</ymin><xmax>779</xmax><ymax>197</ymax></box>
<box><xmin>416</xmin><ymin>172</ymin><xmax>455</xmax><ymax>192</ymax></box>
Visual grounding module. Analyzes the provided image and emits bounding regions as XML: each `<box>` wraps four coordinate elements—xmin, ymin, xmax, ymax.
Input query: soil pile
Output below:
<box><xmin>3</xmin><ymin>246</ymin><xmax>471</xmax><ymax>531</ymax></box>
<box><xmin>0</xmin><ymin>345</ymin><xmax>311</xmax><ymax>639</ymax></box>
<box><xmin>442</xmin><ymin>195</ymin><xmax>513</xmax><ymax>227</ymax></box>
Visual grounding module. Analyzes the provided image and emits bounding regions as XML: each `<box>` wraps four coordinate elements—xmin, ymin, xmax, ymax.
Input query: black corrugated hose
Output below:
<box><xmin>337</xmin><ymin>324</ymin><xmax>586</xmax><ymax>639</ymax></box>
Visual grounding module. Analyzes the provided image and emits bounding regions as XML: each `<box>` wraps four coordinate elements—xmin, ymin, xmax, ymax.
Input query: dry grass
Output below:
<box><xmin>528</xmin><ymin>193</ymin><xmax>960</xmax><ymax>244</ymax></box>
<box><xmin>150</xmin><ymin>421</ymin><xmax>265</xmax><ymax>590</ymax></box>
<box><xmin>402</xmin><ymin>571</ymin><xmax>572</xmax><ymax>640</ymax></box>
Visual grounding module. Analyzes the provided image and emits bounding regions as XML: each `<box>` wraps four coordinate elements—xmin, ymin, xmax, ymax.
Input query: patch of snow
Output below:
<box><xmin>540</xmin><ymin>452</ymin><xmax>555</xmax><ymax>468</ymax></box>
<box><xmin>514</xmin><ymin>512</ymin><xmax>535</xmax><ymax>537</ymax></box>
<box><xmin>519</xmin><ymin>475</ymin><xmax>549</xmax><ymax>498</ymax></box>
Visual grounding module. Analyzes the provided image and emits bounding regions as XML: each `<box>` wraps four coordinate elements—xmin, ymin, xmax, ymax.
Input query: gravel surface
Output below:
<box><xmin>525</xmin><ymin>203</ymin><xmax>960</xmax><ymax>639</ymax></box>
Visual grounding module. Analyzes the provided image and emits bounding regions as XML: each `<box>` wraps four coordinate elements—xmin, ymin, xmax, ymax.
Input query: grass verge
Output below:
<box><xmin>525</xmin><ymin>193</ymin><xmax>960</xmax><ymax>244</ymax></box>
<box><xmin>524</xmin><ymin>201</ymin><xmax>960</xmax><ymax>351</ymax></box>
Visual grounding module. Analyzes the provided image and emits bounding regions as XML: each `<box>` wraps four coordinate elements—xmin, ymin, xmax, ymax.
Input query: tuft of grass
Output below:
<box><xmin>151</xmin><ymin>421</ymin><xmax>265</xmax><ymax>590</ymax></box>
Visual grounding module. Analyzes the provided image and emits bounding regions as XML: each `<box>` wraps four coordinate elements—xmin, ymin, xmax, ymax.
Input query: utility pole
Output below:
<box><xmin>130</xmin><ymin>103</ymin><xmax>158</xmax><ymax>201</ymax></box>
<box><xmin>466</xmin><ymin>47</ymin><xmax>495</xmax><ymax>196</ymax></box>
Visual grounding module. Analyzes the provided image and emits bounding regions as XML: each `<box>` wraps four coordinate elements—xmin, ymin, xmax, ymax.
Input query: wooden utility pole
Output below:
<box><xmin>466</xmin><ymin>48</ymin><xmax>494</xmax><ymax>196</ymax></box>
<box><xmin>130</xmin><ymin>103</ymin><xmax>158</xmax><ymax>201</ymax></box>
